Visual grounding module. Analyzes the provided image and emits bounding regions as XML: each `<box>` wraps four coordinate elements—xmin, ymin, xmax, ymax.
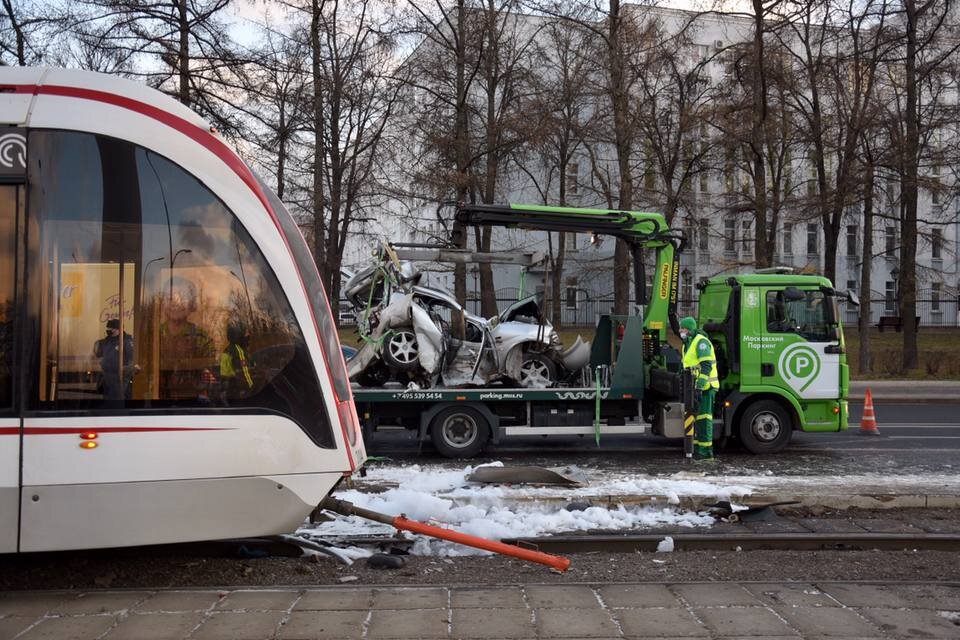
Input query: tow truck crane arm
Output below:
<box><xmin>453</xmin><ymin>203</ymin><xmax>683</xmax><ymax>342</ymax></box>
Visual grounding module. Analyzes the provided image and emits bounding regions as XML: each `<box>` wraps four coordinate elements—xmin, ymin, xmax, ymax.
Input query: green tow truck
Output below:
<box><xmin>353</xmin><ymin>204</ymin><xmax>852</xmax><ymax>457</ymax></box>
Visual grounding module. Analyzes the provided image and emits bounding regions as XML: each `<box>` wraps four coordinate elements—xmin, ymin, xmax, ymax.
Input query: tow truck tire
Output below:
<box><xmin>738</xmin><ymin>399</ymin><xmax>792</xmax><ymax>454</ymax></box>
<box><xmin>430</xmin><ymin>407</ymin><xmax>490</xmax><ymax>458</ymax></box>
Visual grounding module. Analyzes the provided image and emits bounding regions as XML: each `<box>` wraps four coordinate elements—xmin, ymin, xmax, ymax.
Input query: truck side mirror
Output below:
<box><xmin>846</xmin><ymin>290</ymin><xmax>860</xmax><ymax>307</ymax></box>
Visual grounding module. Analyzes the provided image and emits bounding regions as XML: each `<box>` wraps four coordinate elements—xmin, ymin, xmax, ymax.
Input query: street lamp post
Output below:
<box><xmin>169</xmin><ymin>249</ymin><xmax>193</xmax><ymax>301</ymax></box>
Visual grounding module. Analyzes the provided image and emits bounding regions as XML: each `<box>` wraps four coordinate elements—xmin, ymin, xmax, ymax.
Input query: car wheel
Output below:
<box><xmin>517</xmin><ymin>353</ymin><xmax>558</xmax><ymax>388</ymax></box>
<box><xmin>738</xmin><ymin>399</ymin><xmax>792</xmax><ymax>454</ymax></box>
<box><xmin>382</xmin><ymin>329</ymin><xmax>420</xmax><ymax>371</ymax></box>
<box><xmin>429</xmin><ymin>406</ymin><xmax>490</xmax><ymax>458</ymax></box>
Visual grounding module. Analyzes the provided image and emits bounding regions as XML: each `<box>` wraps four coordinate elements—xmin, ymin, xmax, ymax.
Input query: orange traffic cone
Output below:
<box><xmin>859</xmin><ymin>388</ymin><xmax>880</xmax><ymax>435</ymax></box>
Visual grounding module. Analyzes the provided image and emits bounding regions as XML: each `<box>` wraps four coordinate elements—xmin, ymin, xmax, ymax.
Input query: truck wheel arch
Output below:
<box><xmin>730</xmin><ymin>393</ymin><xmax>799</xmax><ymax>454</ymax></box>
<box><xmin>724</xmin><ymin>391</ymin><xmax>800</xmax><ymax>438</ymax></box>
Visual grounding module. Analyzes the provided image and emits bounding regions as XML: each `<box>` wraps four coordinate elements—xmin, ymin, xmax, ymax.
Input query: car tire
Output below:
<box><xmin>429</xmin><ymin>406</ymin><xmax>490</xmax><ymax>458</ymax></box>
<box><xmin>382</xmin><ymin>329</ymin><xmax>420</xmax><ymax>371</ymax></box>
<box><xmin>517</xmin><ymin>352</ymin><xmax>558</xmax><ymax>388</ymax></box>
<box><xmin>738</xmin><ymin>399</ymin><xmax>792</xmax><ymax>454</ymax></box>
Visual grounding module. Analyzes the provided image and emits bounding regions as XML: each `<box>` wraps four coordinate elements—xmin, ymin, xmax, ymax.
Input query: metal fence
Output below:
<box><xmin>339</xmin><ymin>297</ymin><xmax>960</xmax><ymax>329</ymax></box>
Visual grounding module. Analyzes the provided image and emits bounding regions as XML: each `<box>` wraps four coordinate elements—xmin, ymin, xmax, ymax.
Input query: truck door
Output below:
<box><xmin>761</xmin><ymin>287</ymin><xmax>840</xmax><ymax>400</ymax></box>
<box><xmin>0</xmin><ymin>183</ymin><xmax>22</xmax><ymax>553</ymax></box>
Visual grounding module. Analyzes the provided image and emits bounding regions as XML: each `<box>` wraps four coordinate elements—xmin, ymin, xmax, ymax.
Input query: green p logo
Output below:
<box><xmin>778</xmin><ymin>343</ymin><xmax>821</xmax><ymax>393</ymax></box>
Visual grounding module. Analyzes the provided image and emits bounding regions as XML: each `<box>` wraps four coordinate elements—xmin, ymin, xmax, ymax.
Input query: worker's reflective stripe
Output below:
<box><xmin>683</xmin><ymin>334</ymin><xmax>719</xmax><ymax>390</ymax></box>
<box><xmin>693</xmin><ymin>440</ymin><xmax>713</xmax><ymax>447</ymax></box>
<box><xmin>695</xmin><ymin>413</ymin><xmax>712</xmax><ymax>420</ymax></box>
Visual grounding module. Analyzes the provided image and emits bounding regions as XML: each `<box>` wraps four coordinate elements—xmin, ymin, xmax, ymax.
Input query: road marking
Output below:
<box><xmin>886</xmin><ymin>436</ymin><xmax>960</xmax><ymax>440</ymax></box>
<box><xmin>849</xmin><ymin>424</ymin><xmax>960</xmax><ymax>429</ymax></box>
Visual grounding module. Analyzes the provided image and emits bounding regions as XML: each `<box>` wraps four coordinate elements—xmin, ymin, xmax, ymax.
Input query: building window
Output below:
<box><xmin>885</xmin><ymin>226</ymin><xmax>896</xmax><ymax>256</ymax></box>
<box><xmin>699</xmin><ymin>169</ymin><xmax>709</xmax><ymax>193</ymax></box>
<box><xmin>682</xmin><ymin>218</ymin><xmax>695</xmax><ymax>251</ymax></box>
<box><xmin>806</xmin><ymin>223</ymin><xmax>818</xmax><ymax>255</ymax></box>
<box><xmin>565</xmin><ymin>287</ymin><xmax>578</xmax><ymax>309</ymax></box>
<box><xmin>565</xmin><ymin>163</ymin><xmax>579</xmax><ymax>195</ymax></box>
<box><xmin>932</xmin><ymin>188</ymin><xmax>940</xmax><ymax>206</ymax></box>
<box><xmin>846</xmin><ymin>225</ymin><xmax>858</xmax><ymax>256</ymax></box>
<box><xmin>932</xmin><ymin>282</ymin><xmax>942</xmax><ymax>312</ymax></box>
<box><xmin>782</xmin><ymin>223</ymin><xmax>793</xmax><ymax>255</ymax></box>
<box><xmin>724</xmin><ymin>219</ymin><xmax>737</xmax><ymax>254</ymax></box>
<box><xmin>699</xmin><ymin>219</ymin><xmax>710</xmax><ymax>252</ymax></box>
<box><xmin>885</xmin><ymin>281</ymin><xmax>896</xmax><ymax>313</ymax></box>
<box><xmin>681</xmin><ymin>269</ymin><xmax>693</xmax><ymax>312</ymax></box>
<box><xmin>564</xmin><ymin>231</ymin><xmax>577</xmax><ymax>253</ymax></box>
<box><xmin>932</xmin><ymin>228</ymin><xmax>943</xmax><ymax>260</ymax></box>
<box><xmin>742</xmin><ymin>220</ymin><xmax>752</xmax><ymax>255</ymax></box>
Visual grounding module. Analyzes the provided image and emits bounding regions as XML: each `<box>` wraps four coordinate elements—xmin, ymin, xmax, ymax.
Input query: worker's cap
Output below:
<box><xmin>105</xmin><ymin>319</ymin><xmax>121</xmax><ymax>330</ymax></box>
<box><xmin>680</xmin><ymin>316</ymin><xmax>697</xmax><ymax>332</ymax></box>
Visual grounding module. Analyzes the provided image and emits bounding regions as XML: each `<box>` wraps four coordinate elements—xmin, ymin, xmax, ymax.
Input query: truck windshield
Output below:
<box><xmin>766</xmin><ymin>290</ymin><xmax>833</xmax><ymax>342</ymax></box>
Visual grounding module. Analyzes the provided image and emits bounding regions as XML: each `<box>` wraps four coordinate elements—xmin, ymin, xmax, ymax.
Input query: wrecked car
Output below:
<box><xmin>343</xmin><ymin>250</ymin><xmax>590</xmax><ymax>389</ymax></box>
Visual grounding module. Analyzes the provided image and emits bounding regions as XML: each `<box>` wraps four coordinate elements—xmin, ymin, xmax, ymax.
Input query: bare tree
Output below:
<box><xmin>630</xmin><ymin>14</ymin><xmax>714</xmax><ymax>225</ymax></box>
<box><xmin>295</xmin><ymin>0</ymin><xmax>403</xmax><ymax>315</ymax></box>
<box><xmin>236</xmin><ymin>24</ymin><xmax>311</xmax><ymax>202</ymax></box>
<box><xmin>73</xmin><ymin>0</ymin><xmax>241</xmax><ymax>131</ymax></box>
<box><xmin>777</xmin><ymin>0</ymin><xmax>890</xmax><ymax>284</ymax></box>
<box><xmin>405</xmin><ymin>0</ymin><xmax>486</xmax><ymax>308</ymax></box>
<box><xmin>513</xmin><ymin>15</ymin><xmax>594</xmax><ymax>327</ymax></box>
<box><xmin>883</xmin><ymin>0</ymin><xmax>960</xmax><ymax>370</ymax></box>
<box><xmin>1</xmin><ymin>0</ymin><xmax>66</xmax><ymax>65</ymax></box>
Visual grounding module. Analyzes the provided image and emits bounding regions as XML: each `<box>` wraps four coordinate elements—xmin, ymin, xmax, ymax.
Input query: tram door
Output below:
<box><xmin>0</xmin><ymin>183</ymin><xmax>22</xmax><ymax>553</ymax></box>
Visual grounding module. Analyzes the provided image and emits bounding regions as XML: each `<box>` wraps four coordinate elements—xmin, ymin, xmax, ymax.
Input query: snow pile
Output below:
<box><xmin>656</xmin><ymin>536</ymin><xmax>674</xmax><ymax>553</ymax></box>
<box><xmin>301</xmin><ymin>461</ymin><xmax>744</xmax><ymax>556</ymax></box>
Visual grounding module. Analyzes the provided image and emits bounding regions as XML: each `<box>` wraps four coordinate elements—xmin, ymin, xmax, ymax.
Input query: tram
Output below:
<box><xmin>0</xmin><ymin>68</ymin><xmax>366</xmax><ymax>552</ymax></box>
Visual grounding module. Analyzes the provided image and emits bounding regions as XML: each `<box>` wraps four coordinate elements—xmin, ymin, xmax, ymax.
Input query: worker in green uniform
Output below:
<box><xmin>679</xmin><ymin>316</ymin><xmax>720</xmax><ymax>460</ymax></box>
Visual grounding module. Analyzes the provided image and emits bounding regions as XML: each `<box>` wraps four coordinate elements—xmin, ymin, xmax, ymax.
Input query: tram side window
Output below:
<box><xmin>0</xmin><ymin>187</ymin><xmax>17</xmax><ymax>411</ymax></box>
<box><xmin>27</xmin><ymin>130</ymin><xmax>335</xmax><ymax>445</ymax></box>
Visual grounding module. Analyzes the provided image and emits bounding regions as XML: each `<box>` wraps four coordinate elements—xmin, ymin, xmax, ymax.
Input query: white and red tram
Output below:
<box><xmin>0</xmin><ymin>68</ymin><xmax>366</xmax><ymax>552</ymax></box>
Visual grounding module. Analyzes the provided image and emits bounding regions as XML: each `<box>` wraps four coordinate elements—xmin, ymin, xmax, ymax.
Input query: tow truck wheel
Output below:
<box><xmin>430</xmin><ymin>407</ymin><xmax>490</xmax><ymax>458</ymax></box>
<box><xmin>383</xmin><ymin>329</ymin><xmax>420</xmax><ymax>371</ymax></box>
<box><xmin>738</xmin><ymin>399</ymin><xmax>792</xmax><ymax>454</ymax></box>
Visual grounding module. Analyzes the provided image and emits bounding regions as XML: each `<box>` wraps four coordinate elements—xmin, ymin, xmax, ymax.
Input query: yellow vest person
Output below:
<box><xmin>680</xmin><ymin>316</ymin><xmax>719</xmax><ymax>460</ymax></box>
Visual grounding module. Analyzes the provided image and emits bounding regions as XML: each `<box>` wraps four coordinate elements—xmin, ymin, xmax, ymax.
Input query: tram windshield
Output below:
<box><xmin>26</xmin><ymin>130</ymin><xmax>335</xmax><ymax>447</ymax></box>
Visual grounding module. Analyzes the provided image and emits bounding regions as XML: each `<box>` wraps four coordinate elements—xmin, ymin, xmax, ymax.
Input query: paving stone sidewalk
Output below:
<box><xmin>1</xmin><ymin>581</ymin><xmax>958</xmax><ymax>639</ymax></box>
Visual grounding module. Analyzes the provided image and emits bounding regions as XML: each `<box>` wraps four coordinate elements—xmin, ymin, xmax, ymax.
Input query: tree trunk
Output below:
<box><xmin>550</xmin><ymin>232</ymin><xmax>566</xmax><ymax>330</ymax></box>
<box><xmin>310</xmin><ymin>0</ymin><xmax>326</xmax><ymax>278</ymax></box>
<box><xmin>900</xmin><ymin>0</ymin><xmax>919</xmax><ymax>370</ymax></box>
<box><xmin>452</xmin><ymin>0</ymin><xmax>469</xmax><ymax>309</ymax></box>
<box><xmin>177</xmin><ymin>0</ymin><xmax>190</xmax><ymax>106</ymax></box>
<box><xmin>607</xmin><ymin>0</ymin><xmax>632</xmax><ymax>315</ymax></box>
<box><xmin>749</xmin><ymin>0</ymin><xmax>769</xmax><ymax>269</ymax></box>
<box><xmin>858</xmin><ymin>159</ymin><xmax>874</xmax><ymax>374</ymax></box>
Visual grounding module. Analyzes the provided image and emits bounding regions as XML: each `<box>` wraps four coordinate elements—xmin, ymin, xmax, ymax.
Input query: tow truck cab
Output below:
<box><xmin>697</xmin><ymin>273</ymin><xmax>850</xmax><ymax>453</ymax></box>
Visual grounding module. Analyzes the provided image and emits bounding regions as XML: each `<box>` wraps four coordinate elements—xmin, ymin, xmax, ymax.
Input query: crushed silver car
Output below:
<box><xmin>343</xmin><ymin>249</ymin><xmax>590</xmax><ymax>389</ymax></box>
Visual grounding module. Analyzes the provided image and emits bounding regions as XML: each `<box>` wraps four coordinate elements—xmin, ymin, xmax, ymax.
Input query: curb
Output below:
<box><xmin>477</xmin><ymin>493</ymin><xmax>960</xmax><ymax>511</ymax></box>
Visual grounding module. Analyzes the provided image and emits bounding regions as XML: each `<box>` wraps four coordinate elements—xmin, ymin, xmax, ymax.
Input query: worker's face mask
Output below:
<box><xmin>679</xmin><ymin>329</ymin><xmax>689</xmax><ymax>340</ymax></box>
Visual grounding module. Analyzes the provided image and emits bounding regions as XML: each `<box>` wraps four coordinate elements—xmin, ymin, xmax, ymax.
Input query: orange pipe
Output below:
<box><xmin>393</xmin><ymin>516</ymin><xmax>571</xmax><ymax>572</ymax></box>
<box><xmin>319</xmin><ymin>496</ymin><xmax>571</xmax><ymax>572</ymax></box>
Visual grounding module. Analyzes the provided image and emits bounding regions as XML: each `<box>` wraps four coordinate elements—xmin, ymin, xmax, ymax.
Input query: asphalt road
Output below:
<box><xmin>364</xmin><ymin>402</ymin><xmax>960</xmax><ymax>476</ymax></box>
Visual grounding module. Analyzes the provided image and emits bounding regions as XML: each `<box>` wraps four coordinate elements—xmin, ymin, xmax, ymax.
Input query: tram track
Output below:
<box><xmin>327</xmin><ymin>531</ymin><xmax>960</xmax><ymax>555</ymax></box>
